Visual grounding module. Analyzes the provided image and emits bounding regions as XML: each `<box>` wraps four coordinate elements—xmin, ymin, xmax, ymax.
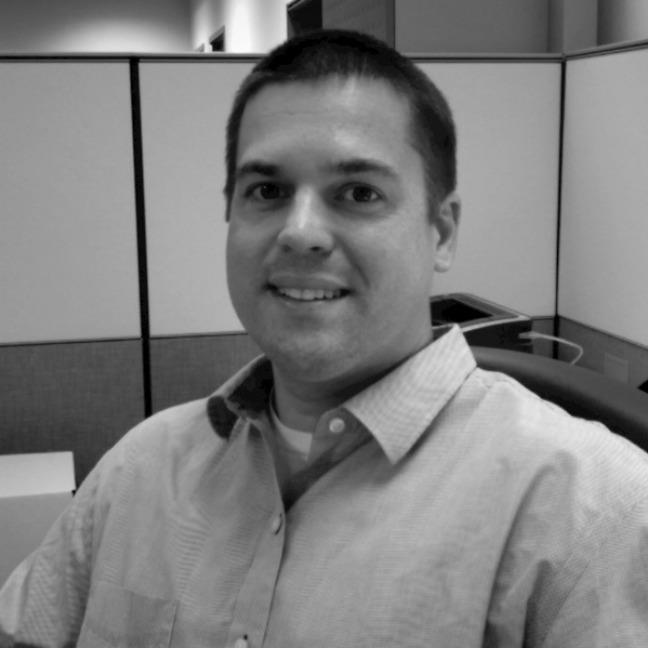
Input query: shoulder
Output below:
<box><xmin>83</xmin><ymin>397</ymin><xmax>228</xmax><ymax>499</ymax></box>
<box><xmin>118</xmin><ymin>398</ymin><xmax>220</xmax><ymax>455</ymax></box>
<box><xmin>452</xmin><ymin>366</ymin><xmax>648</xmax><ymax>512</ymax></box>
<box><xmin>458</xmin><ymin>368</ymin><xmax>648</xmax><ymax>641</ymax></box>
<box><xmin>469</xmin><ymin>364</ymin><xmax>646</xmax><ymax>448</ymax></box>
<box><xmin>70</xmin><ymin>397</ymin><xmax>233</xmax><ymax>555</ymax></box>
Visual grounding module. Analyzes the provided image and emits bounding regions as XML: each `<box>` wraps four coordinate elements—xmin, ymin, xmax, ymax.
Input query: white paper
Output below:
<box><xmin>0</xmin><ymin>452</ymin><xmax>75</xmax><ymax>497</ymax></box>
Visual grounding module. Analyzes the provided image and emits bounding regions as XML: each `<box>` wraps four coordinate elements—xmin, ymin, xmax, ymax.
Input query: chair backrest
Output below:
<box><xmin>472</xmin><ymin>346</ymin><xmax>648</xmax><ymax>453</ymax></box>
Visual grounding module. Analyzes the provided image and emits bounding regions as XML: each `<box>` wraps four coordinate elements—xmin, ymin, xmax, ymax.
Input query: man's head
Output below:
<box><xmin>225</xmin><ymin>30</ymin><xmax>460</xmax><ymax>417</ymax></box>
<box><xmin>224</xmin><ymin>29</ymin><xmax>457</xmax><ymax>219</ymax></box>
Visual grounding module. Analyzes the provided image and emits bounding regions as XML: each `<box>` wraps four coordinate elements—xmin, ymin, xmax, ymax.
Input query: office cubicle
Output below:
<box><xmin>1</xmin><ymin>43</ymin><xmax>646</xmax><ymax>483</ymax></box>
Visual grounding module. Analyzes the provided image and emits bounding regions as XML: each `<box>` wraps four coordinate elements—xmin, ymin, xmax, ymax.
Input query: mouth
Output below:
<box><xmin>268</xmin><ymin>285</ymin><xmax>350</xmax><ymax>302</ymax></box>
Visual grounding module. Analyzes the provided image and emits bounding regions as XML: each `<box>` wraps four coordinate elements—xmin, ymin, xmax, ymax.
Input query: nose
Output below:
<box><xmin>276</xmin><ymin>190</ymin><xmax>334</xmax><ymax>256</ymax></box>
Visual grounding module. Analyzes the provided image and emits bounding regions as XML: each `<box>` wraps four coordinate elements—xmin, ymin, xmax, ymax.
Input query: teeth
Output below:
<box><xmin>277</xmin><ymin>287</ymin><xmax>343</xmax><ymax>301</ymax></box>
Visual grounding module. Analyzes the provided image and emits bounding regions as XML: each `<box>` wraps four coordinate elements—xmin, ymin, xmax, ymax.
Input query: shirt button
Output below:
<box><xmin>328</xmin><ymin>417</ymin><xmax>346</xmax><ymax>434</ymax></box>
<box><xmin>271</xmin><ymin>513</ymin><xmax>283</xmax><ymax>534</ymax></box>
<box><xmin>234</xmin><ymin>638</ymin><xmax>248</xmax><ymax>648</ymax></box>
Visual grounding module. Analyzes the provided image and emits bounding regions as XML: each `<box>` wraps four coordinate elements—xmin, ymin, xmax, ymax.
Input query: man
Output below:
<box><xmin>2</xmin><ymin>29</ymin><xmax>648</xmax><ymax>647</ymax></box>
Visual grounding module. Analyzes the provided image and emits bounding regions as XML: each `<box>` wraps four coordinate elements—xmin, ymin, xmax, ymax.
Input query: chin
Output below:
<box><xmin>264</xmin><ymin>335</ymin><xmax>357</xmax><ymax>382</ymax></box>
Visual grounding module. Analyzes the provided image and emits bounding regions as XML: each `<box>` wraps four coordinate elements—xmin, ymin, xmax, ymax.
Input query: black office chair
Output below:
<box><xmin>472</xmin><ymin>346</ymin><xmax>648</xmax><ymax>453</ymax></box>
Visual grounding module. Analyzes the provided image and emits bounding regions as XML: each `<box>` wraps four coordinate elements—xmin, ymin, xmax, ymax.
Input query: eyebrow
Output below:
<box><xmin>235</xmin><ymin>157</ymin><xmax>399</xmax><ymax>182</ymax></box>
<box><xmin>235</xmin><ymin>160</ymin><xmax>280</xmax><ymax>181</ymax></box>
<box><xmin>330</xmin><ymin>158</ymin><xmax>399</xmax><ymax>180</ymax></box>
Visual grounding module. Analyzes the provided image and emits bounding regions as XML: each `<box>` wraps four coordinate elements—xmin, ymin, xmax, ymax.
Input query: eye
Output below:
<box><xmin>245</xmin><ymin>182</ymin><xmax>290</xmax><ymax>201</ymax></box>
<box><xmin>339</xmin><ymin>185</ymin><xmax>382</xmax><ymax>204</ymax></box>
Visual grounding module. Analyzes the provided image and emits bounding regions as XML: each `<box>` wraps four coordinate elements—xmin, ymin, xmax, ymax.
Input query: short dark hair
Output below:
<box><xmin>224</xmin><ymin>29</ymin><xmax>456</xmax><ymax>216</ymax></box>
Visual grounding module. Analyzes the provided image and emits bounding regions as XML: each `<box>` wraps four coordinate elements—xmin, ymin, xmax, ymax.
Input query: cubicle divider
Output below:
<box><xmin>5</xmin><ymin>45</ymin><xmax>645</xmax><ymax>485</ymax></box>
<box><xmin>0</xmin><ymin>60</ymin><xmax>145</xmax><ymax>484</ymax></box>
<box><xmin>557</xmin><ymin>43</ymin><xmax>648</xmax><ymax>384</ymax></box>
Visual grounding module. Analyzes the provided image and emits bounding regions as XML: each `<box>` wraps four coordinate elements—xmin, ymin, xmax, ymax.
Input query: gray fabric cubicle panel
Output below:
<box><xmin>150</xmin><ymin>333</ymin><xmax>261</xmax><ymax>414</ymax></box>
<box><xmin>139</xmin><ymin>61</ymin><xmax>253</xmax><ymax>338</ymax></box>
<box><xmin>0</xmin><ymin>61</ymin><xmax>141</xmax><ymax>344</ymax></box>
<box><xmin>0</xmin><ymin>340</ymin><xmax>144</xmax><ymax>487</ymax></box>
<box><xmin>559</xmin><ymin>47</ymin><xmax>648</xmax><ymax>347</ymax></box>
<box><xmin>0</xmin><ymin>61</ymin><xmax>143</xmax><ymax>484</ymax></box>
<box><xmin>426</xmin><ymin>61</ymin><xmax>561</xmax><ymax>317</ymax></box>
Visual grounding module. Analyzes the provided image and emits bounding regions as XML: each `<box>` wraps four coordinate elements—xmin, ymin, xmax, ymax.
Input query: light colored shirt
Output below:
<box><xmin>2</xmin><ymin>326</ymin><xmax>648</xmax><ymax>647</ymax></box>
<box><xmin>266</xmin><ymin>393</ymin><xmax>371</xmax><ymax>505</ymax></box>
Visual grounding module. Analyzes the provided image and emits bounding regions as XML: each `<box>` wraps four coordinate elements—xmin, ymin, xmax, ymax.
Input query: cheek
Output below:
<box><xmin>225</xmin><ymin>238</ymin><xmax>239</xmax><ymax>289</ymax></box>
<box><xmin>365</xmin><ymin>221</ymin><xmax>436</xmax><ymax>282</ymax></box>
<box><xmin>227</xmin><ymin>225</ymin><xmax>263</xmax><ymax>274</ymax></box>
<box><xmin>226</xmin><ymin>232</ymin><xmax>256</xmax><ymax>304</ymax></box>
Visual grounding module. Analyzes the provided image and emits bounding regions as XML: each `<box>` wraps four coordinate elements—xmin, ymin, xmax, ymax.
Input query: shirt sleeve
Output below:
<box><xmin>0</xmin><ymin>462</ymin><xmax>101</xmax><ymax>648</ymax></box>
<box><xmin>539</xmin><ymin>496</ymin><xmax>648</xmax><ymax>648</ymax></box>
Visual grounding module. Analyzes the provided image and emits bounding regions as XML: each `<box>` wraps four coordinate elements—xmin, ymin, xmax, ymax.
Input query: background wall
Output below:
<box><xmin>395</xmin><ymin>0</ymin><xmax>550</xmax><ymax>53</ymax></box>
<box><xmin>188</xmin><ymin>0</ymin><xmax>647</xmax><ymax>56</ymax></box>
<box><xmin>0</xmin><ymin>0</ymin><xmax>191</xmax><ymax>53</ymax></box>
<box><xmin>190</xmin><ymin>0</ymin><xmax>225</xmax><ymax>50</ymax></box>
<box><xmin>549</xmin><ymin>0</ymin><xmax>598</xmax><ymax>52</ymax></box>
<box><xmin>191</xmin><ymin>0</ymin><xmax>292</xmax><ymax>52</ymax></box>
<box><xmin>598</xmin><ymin>0</ymin><xmax>648</xmax><ymax>45</ymax></box>
<box><xmin>323</xmin><ymin>0</ymin><xmax>395</xmax><ymax>45</ymax></box>
<box><xmin>1</xmin><ymin>0</ymin><xmax>647</xmax><ymax>56</ymax></box>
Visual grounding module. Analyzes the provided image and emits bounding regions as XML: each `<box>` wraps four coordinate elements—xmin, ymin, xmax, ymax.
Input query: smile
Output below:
<box><xmin>274</xmin><ymin>286</ymin><xmax>347</xmax><ymax>301</ymax></box>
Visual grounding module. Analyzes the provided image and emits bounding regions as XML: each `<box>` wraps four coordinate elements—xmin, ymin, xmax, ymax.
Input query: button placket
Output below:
<box><xmin>224</xmin><ymin>419</ymin><xmax>286</xmax><ymax>648</ymax></box>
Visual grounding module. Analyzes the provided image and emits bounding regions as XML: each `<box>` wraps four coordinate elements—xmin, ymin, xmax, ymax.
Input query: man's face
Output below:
<box><xmin>226</xmin><ymin>76</ymin><xmax>459</xmax><ymax>395</ymax></box>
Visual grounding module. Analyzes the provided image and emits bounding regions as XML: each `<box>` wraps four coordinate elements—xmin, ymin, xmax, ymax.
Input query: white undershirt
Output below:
<box><xmin>268</xmin><ymin>398</ymin><xmax>313</xmax><ymax>473</ymax></box>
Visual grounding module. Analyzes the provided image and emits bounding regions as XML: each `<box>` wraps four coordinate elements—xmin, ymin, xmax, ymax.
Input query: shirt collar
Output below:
<box><xmin>207</xmin><ymin>355</ymin><xmax>274</xmax><ymax>436</ymax></box>
<box><xmin>207</xmin><ymin>326</ymin><xmax>476</xmax><ymax>463</ymax></box>
<box><xmin>342</xmin><ymin>325</ymin><xmax>476</xmax><ymax>463</ymax></box>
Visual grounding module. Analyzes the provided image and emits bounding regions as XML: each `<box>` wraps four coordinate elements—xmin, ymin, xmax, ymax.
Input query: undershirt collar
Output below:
<box><xmin>268</xmin><ymin>395</ymin><xmax>313</xmax><ymax>460</ymax></box>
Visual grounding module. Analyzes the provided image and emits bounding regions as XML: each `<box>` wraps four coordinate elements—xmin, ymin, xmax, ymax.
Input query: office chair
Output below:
<box><xmin>472</xmin><ymin>346</ymin><xmax>648</xmax><ymax>453</ymax></box>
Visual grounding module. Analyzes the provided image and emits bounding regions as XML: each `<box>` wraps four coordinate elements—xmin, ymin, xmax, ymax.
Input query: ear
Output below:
<box><xmin>433</xmin><ymin>192</ymin><xmax>460</xmax><ymax>273</ymax></box>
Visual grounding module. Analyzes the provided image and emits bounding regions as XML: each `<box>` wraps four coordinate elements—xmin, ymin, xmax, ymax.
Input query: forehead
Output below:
<box><xmin>235</xmin><ymin>76</ymin><xmax>420</xmax><ymax>172</ymax></box>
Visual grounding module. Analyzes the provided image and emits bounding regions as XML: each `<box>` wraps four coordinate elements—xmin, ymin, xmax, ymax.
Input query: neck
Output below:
<box><xmin>271</xmin><ymin>383</ymin><xmax>339</xmax><ymax>432</ymax></box>
<box><xmin>271</xmin><ymin>358</ymin><xmax>402</xmax><ymax>432</ymax></box>
<box><xmin>271</xmin><ymin>328</ymin><xmax>436</xmax><ymax>432</ymax></box>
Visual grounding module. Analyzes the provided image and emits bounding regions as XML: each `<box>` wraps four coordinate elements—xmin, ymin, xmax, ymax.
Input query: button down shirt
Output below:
<box><xmin>2</xmin><ymin>326</ymin><xmax>648</xmax><ymax>647</ymax></box>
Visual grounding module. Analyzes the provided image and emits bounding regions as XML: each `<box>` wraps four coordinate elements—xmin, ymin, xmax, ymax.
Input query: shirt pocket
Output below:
<box><xmin>77</xmin><ymin>580</ymin><xmax>177</xmax><ymax>648</ymax></box>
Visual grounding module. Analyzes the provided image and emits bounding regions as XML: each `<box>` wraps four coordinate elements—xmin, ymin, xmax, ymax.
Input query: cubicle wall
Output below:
<box><xmin>11</xmin><ymin>49</ymin><xmax>647</xmax><ymax>485</ymax></box>
<box><xmin>558</xmin><ymin>45</ymin><xmax>648</xmax><ymax>384</ymax></box>
<box><xmin>418</xmin><ymin>61</ymin><xmax>560</xmax><ymax>315</ymax></box>
<box><xmin>0</xmin><ymin>61</ymin><xmax>145</xmax><ymax>484</ymax></box>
